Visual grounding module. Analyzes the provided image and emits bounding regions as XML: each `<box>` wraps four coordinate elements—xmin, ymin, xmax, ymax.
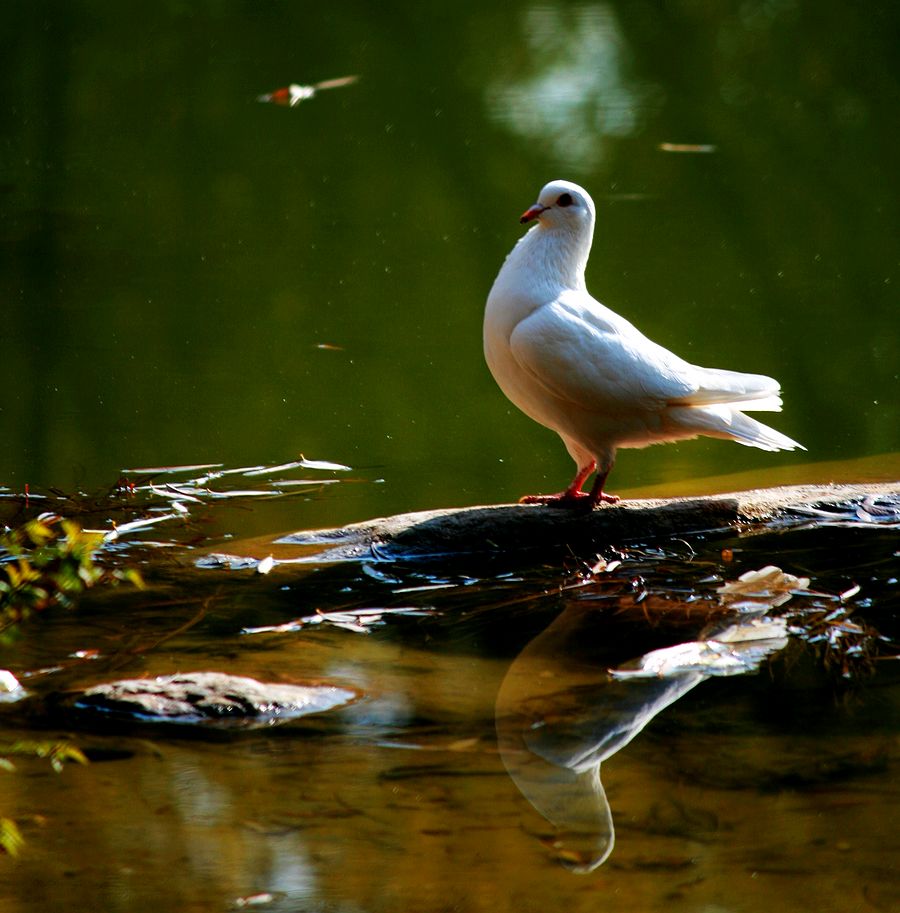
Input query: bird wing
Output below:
<box><xmin>509</xmin><ymin>294</ymin><xmax>783</xmax><ymax>413</ymax></box>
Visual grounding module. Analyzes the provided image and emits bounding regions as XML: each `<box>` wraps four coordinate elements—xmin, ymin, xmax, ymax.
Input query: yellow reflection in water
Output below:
<box><xmin>485</xmin><ymin>3</ymin><xmax>663</xmax><ymax>169</ymax></box>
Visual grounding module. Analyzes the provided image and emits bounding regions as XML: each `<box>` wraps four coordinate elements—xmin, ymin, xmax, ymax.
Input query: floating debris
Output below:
<box><xmin>242</xmin><ymin>605</ymin><xmax>435</xmax><ymax>636</ymax></box>
<box><xmin>240</xmin><ymin>458</ymin><xmax>351</xmax><ymax>476</ymax></box>
<box><xmin>104</xmin><ymin>511</ymin><xmax>187</xmax><ymax>541</ymax></box>
<box><xmin>658</xmin><ymin>142</ymin><xmax>717</xmax><ymax>153</ymax></box>
<box><xmin>610</xmin><ymin>616</ymin><xmax>789</xmax><ymax>679</ymax></box>
<box><xmin>121</xmin><ymin>463</ymin><xmax>223</xmax><ymax>475</ymax></box>
<box><xmin>295</xmin><ymin>456</ymin><xmax>352</xmax><ymax>472</ymax></box>
<box><xmin>234</xmin><ymin>893</ymin><xmax>281</xmax><ymax>909</ymax></box>
<box><xmin>0</xmin><ymin>670</ymin><xmax>24</xmax><ymax>702</ymax></box>
<box><xmin>717</xmin><ymin>565</ymin><xmax>810</xmax><ymax>611</ymax></box>
<box><xmin>98</xmin><ymin>457</ymin><xmax>358</xmax><ymax>545</ymax></box>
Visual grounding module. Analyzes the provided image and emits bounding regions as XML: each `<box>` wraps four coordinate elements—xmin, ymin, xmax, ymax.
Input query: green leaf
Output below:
<box><xmin>0</xmin><ymin>818</ymin><xmax>24</xmax><ymax>856</ymax></box>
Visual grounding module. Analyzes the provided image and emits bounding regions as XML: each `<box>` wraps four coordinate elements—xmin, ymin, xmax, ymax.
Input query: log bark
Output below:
<box><xmin>263</xmin><ymin>482</ymin><xmax>900</xmax><ymax>563</ymax></box>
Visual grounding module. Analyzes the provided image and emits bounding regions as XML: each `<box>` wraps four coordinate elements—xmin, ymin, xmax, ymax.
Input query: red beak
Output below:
<box><xmin>519</xmin><ymin>204</ymin><xmax>547</xmax><ymax>224</ymax></box>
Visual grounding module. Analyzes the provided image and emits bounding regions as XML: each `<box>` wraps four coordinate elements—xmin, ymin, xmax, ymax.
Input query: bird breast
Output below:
<box><xmin>484</xmin><ymin>301</ymin><xmax>577</xmax><ymax>435</ymax></box>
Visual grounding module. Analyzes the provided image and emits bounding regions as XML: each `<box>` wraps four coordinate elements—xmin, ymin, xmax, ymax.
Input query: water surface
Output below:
<box><xmin>2</xmin><ymin>0</ymin><xmax>898</xmax><ymax>525</ymax></box>
<box><xmin>1</xmin><ymin>3</ymin><xmax>899</xmax><ymax>911</ymax></box>
<box><xmin>0</xmin><ymin>480</ymin><xmax>898</xmax><ymax>911</ymax></box>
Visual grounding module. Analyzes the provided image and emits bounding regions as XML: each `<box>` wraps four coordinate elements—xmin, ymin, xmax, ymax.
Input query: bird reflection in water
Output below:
<box><xmin>495</xmin><ymin>567</ymin><xmax>804</xmax><ymax>872</ymax></box>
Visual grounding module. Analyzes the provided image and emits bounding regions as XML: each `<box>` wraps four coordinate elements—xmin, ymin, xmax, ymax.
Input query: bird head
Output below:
<box><xmin>519</xmin><ymin>180</ymin><xmax>596</xmax><ymax>232</ymax></box>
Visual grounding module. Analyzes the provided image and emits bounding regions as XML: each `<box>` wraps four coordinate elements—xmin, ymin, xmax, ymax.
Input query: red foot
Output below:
<box><xmin>519</xmin><ymin>463</ymin><xmax>620</xmax><ymax>509</ymax></box>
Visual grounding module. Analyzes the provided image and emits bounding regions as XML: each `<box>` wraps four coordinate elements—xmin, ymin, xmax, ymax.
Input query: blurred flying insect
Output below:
<box><xmin>658</xmin><ymin>142</ymin><xmax>717</xmax><ymax>153</ymax></box>
<box><xmin>257</xmin><ymin>75</ymin><xmax>359</xmax><ymax>107</ymax></box>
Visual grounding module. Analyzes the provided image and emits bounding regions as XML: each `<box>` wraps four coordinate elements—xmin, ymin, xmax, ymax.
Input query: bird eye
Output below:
<box><xmin>557</xmin><ymin>193</ymin><xmax>573</xmax><ymax>207</ymax></box>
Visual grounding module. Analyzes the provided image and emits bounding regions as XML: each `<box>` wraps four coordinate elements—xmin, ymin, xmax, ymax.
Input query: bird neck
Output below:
<box><xmin>507</xmin><ymin>221</ymin><xmax>592</xmax><ymax>294</ymax></box>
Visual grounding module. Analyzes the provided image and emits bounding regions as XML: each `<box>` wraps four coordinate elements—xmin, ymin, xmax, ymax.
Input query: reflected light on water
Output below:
<box><xmin>485</xmin><ymin>3</ymin><xmax>663</xmax><ymax>169</ymax></box>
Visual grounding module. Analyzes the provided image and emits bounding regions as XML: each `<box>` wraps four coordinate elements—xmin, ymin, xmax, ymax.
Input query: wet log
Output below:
<box><xmin>262</xmin><ymin>482</ymin><xmax>900</xmax><ymax>563</ymax></box>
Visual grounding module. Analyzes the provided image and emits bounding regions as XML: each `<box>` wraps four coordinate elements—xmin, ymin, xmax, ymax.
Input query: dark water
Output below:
<box><xmin>2</xmin><ymin>2</ymin><xmax>899</xmax><ymax>911</ymax></box>
<box><xmin>2</xmin><ymin>0</ymin><xmax>898</xmax><ymax>529</ymax></box>
<box><xmin>0</xmin><ymin>502</ymin><xmax>898</xmax><ymax>912</ymax></box>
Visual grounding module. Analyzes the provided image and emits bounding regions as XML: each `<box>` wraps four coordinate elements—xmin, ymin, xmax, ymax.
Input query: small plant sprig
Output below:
<box><xmin>0</xmin><ymin>515</ymin><xmax>143</xmax><ymax>636</ymax></box>
<box><xmin>0</xmin><ymin>516</ymin><xmax>136</xmax><ymax>854</ymax></box>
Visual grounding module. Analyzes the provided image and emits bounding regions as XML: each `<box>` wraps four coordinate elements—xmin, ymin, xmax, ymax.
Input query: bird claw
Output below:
<box><xmin>519</xmin><ymin>490</ymin><xmax>619</xmax><ymax>509</ymax></box>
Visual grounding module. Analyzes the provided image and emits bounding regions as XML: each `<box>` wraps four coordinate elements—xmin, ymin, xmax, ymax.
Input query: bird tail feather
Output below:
<box><xmin>673</xmin><ymin>369</ymin><xmax>784</xmax><ymax>412</ymax></box>
<box><xmin>668</xmin><ymin>405</ymin><xmax>805</xmax><ymax>452</ymax></box>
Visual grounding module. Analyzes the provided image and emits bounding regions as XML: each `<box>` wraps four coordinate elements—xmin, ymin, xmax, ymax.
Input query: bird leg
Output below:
<box><xmin>519</xmin><ymin>461</ymin><xmax>596</xmax><ymax>508</ymax></box>
<box><xmin>519</xmin><ymin>461</ymin><xmax>620</xmax><ymax>508</ymax></box>
<box><xmin>587</xmin><ymin>466</ymin><xmax>620</xmax><ymax>506</ymax></box>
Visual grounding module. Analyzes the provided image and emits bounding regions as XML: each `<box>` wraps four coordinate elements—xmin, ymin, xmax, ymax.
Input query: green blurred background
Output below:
<box><xmin>2</xmin><ymin>0</ymin><xmax>898</xmax><ymax>527</ymax></box>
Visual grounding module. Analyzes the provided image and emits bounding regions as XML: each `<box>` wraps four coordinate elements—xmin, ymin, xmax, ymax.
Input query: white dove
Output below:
<box><xmin>483</xmin><ymin>179</ymin><xmax>804</xmax><ymax>508</ymax></box>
